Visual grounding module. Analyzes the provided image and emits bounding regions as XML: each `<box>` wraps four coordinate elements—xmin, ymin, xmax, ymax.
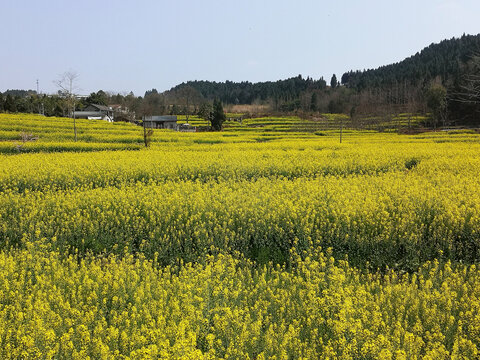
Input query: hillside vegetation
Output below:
<box><xmin>3</xmin><ymin>34</ymin><xmax>480</xmax><ymax>127</ymax></box>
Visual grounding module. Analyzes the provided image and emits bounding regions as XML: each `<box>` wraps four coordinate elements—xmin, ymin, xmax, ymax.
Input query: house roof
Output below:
<box><xmin>87</xmin><ymin>104</ymin><xmax>111</xmax><ymax>111</ymax></box>
<box><xmin>74</xmin><ymin>111</ymin><xmax>109</xmax><ymax>117</ymax></box>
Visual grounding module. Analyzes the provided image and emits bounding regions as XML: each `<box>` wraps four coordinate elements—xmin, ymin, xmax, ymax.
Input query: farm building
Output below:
<box><xmin>74</xmin><ymin>104</ymin><xmax>114</xmax><ymax>122</ymax></box>
<box><xmin>143</xmin><ymin>115</ymin><xmax>179</xmax><ymax>130</ymax></box>
<box><xmin>178</xmin><ymin>123</ymin><xmax>197</xmax><ymax>132</ymax></box>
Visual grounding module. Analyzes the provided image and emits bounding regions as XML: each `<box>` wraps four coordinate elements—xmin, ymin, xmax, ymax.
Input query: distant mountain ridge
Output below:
<box><xmin>165</xmin><ymin>76</ymin><xmax>327</xmax><ymax>105</ymax></box>
<box><xmin>341</xmin><ymin>33</ymin><xmax>480</xmax><ymax>90</ymax></box>
<box><xmin>163</xmin><ymin>34</ymin><xmax>480</xmax><ymax>105</ymax></box>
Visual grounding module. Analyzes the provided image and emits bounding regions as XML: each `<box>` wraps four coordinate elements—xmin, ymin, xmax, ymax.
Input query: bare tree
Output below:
<box><xmin>170</xmin><ymin>86</ymin><xmax>203</xmax><ymax>123</ymax></box>
<box><xmin>54</xmin><ymin>71</ymin><xmax>79</xmax><ymax>141</ymax></box>
<box><xmin>446</xmin><ymin>52</ymin><xmax>480</xmax><ymax>125</ymax></box>
<box><xmin>139</xmin><ymin>96</ymin><xmax>155</xmax><ymax>148</ymax></box>
<box><xmin>454</xmin><ymin>53</ymin><xmax>480</xmax><ymax>105</ymax></box>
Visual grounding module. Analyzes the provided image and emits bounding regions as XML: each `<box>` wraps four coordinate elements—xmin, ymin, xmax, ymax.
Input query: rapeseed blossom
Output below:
<box><xmin>0</xmin><ymin>113</ymin><xmax>479</xmax><ymax>358</ymax></box>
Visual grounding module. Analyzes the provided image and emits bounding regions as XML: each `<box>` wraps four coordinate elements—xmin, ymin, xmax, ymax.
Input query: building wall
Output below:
<box><xmin>144</xmin><ymin>121</ymin><xmax>178</xmax><ymax>130</ymax></box>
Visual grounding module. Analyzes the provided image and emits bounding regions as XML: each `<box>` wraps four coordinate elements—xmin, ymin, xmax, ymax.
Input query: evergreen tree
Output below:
<box><xmin>310</xmin><ymin>93</ymin><xmax>318</xmax><ymax>111</ymax></box>
<box><xmin>211</xmin><ymin>99</ymin><xmax>226</xmax><ymax>131</ymax></box>
<box><xmin>426</xmin><ymin>84</ymin><xmax>447</xmax><ymax>128</ymax></box>
<box><xmin>15</xmin><ymin>96</ymin><xmax>29</xmax><ymax>113</ymax></box>
<box><xmin>0</xmin><ymin>93</ymin><xmax>4</xmax><ymax>112</ymax></box>
<box><xmin>85</xmin><ymin>90</ymin><xmax>108</xmax><ymax>106</ymax></box>
<box><xmin>54</xmin><ymin>104</ymin><xmax>64</xmax><ymax>117</ymax></box>
<box><xmin>144</xmin><ymin>89</ymin><xmax>158</xmax><ymax>97</ymax></box>
<box><xmin>330</xmin><ymin>74</ymin><xmax>338</xmax><ymax>89</ymax></box>
<box><xmin>170</xmin><ymin>104</ymin><xmax>179</xmax><ymax>115</ymax></box>
<box><xmin>4</xmin><ymin>94</ymin><xmax>16</xmax><ymax>112</ymax></box>
<box><xmin>197</xmin><ymin>102</ymin><xmax>213</xmax><ymax>121</ymax></box>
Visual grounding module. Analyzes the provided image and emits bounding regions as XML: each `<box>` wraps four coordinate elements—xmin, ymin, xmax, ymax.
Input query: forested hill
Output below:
<box><xmin>160</xmin><ymin>34</ymin><xmax>480</xmax><ymax>123</ymax></box>
<box><xmin>165</xmin><ymin>34</ymin><xmax>480</xmax><ymax>104</ymax></box>
<box><xmin>165</xmin><ymin>76</ymin><xmax>327</xmax><ymax>104</ymax></box>
<box><xmin>3</xmin><ymin>34</ymin><xmax>480</xmax><ymax>125</ymax></box>
<box><xmin>341</xmin><ymin>33</ymin><xmax>480</xmax><ymax>90</ymax></box>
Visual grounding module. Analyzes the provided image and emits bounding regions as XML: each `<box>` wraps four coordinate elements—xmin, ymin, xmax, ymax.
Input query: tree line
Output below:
<box><xmin>341</xmin><ymin>33</ymin><xmax>480</xmax><ymax>125</ymax></box>
<box><xmin>0</xmin><ymin>90</ymin><xmax>142</xmax><ymax>118</ymax></box>
<box><xmin>157</xmin><ymin>34</ymin><xmax>480</xmax><ymax>126</ymax></box>
<box><xmin>2</xmin><ymin>34</ymin><xmax>480</xmax><ymax>127</ymax></box>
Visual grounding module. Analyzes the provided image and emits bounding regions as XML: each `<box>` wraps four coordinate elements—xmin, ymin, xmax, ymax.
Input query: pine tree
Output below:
<box><xmin>211</xmin><ymin>99</ymin><xmax>226</xmax><ymax>131</ymax></box>
<box><xmin>330</xmin><ymin>74</ymin><xmax>338</xmax><ymax>89</ymax></box>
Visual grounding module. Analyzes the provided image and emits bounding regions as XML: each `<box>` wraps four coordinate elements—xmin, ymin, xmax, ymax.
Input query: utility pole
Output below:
<box><xmin>36</xmin><ymin>79</ymin><xmax>41</xmax><ymax>114</ymax></box>
<box><xmin>340</xmin><ymin>118</ymin><xmax>343</xmax><ymax>144</ymax></box>
<box><xmin>36</xmin><ymin>79</ymin><xmax>45</xmax><ymax>116</ymax></box>
<box><xmin>70</xmin><ymin>75</ymin><xmax>77</xmax><ymax>141</ymax></box>
<box><xmin>143</xmin><ymin>115</ymin><xmax>147</xmax><ymax>146</ymax></box>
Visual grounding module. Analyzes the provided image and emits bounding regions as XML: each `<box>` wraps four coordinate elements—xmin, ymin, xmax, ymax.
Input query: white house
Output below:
<box><xmin>74</xmin><ymin>104</ymin><xmax>114</xmax><ymax>122</ymax></box>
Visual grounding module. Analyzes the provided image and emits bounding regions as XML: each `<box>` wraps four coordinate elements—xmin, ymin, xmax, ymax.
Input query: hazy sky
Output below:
<box><xmin>2</xmin><ymin>0</ymin><xmax>479</xmax><ymax>96</ymax></box>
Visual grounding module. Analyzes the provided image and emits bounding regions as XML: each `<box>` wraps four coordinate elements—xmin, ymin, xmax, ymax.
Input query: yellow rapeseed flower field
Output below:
<box><xmin>0</xmin><ymin>113</ymin><xmax>479</xmax><ymax>358</ymax></box>
<box><xmin>1</xmin><ymin>242</ymin><xmax>479</xmax><ymax>359</ymax></box>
